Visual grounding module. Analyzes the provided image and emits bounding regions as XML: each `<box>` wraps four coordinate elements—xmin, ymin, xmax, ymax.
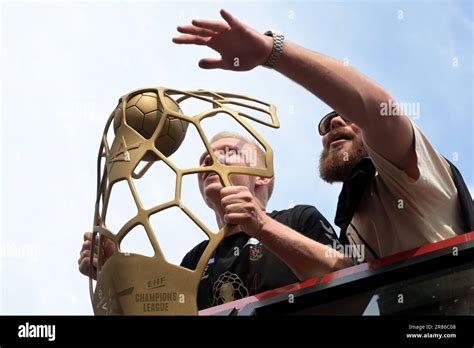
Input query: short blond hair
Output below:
<box><xmin>210</xmin><ymin>131</ymin><xmax>275</xmax><ymax>202</ymax></box>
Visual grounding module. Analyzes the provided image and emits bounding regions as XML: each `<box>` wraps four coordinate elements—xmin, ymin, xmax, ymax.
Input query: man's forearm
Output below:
<box><xmin>257</xmin><ymin>216</ymin><xmax>352</xmax><ymax>281</ymax></box>
<box><xmin>274</xmin><ymin>41</ymin><xmax>417</xmax><ymax>177</ymax></box>
<box><xmin>274</xmin><ymin>41</ymin><xmax>390</xmax><ymax>128</ymax></box>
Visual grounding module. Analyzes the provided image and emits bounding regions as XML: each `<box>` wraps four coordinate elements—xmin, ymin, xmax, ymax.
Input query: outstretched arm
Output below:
<box><xmin>173</xmin><ymin>9</ymin><xmax>418</xmax><ymax>179</ymax></box>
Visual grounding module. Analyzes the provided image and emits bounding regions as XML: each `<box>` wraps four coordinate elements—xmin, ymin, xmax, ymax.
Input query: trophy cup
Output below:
<box><xmin>90</xmin><ymin>87</ymin><xmax>279</xmax><ymax>315</ymax></box>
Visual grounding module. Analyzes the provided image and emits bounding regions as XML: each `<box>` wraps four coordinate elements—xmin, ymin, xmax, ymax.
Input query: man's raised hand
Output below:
<box><xmin>172</xmin><ymin>9</ymin><xmax>273</xmax><ymax>71</ymax></box>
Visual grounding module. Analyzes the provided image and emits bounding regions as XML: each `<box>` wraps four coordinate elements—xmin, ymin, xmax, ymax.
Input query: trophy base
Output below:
<box><xmin>93</xmin><ymin>253</ymin><xmax>199</xmax><ymax>315</ymax></box>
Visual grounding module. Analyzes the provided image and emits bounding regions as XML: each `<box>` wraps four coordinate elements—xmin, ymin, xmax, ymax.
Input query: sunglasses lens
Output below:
<box><xmin>319</xmin><ymin>112</ymin><xmax>337</xmax><ymax>135</ymax></box>
<box><xmin>322</xmin><ymin>117</ymin><xmax>331</xmax><ymax>135</ymax></box>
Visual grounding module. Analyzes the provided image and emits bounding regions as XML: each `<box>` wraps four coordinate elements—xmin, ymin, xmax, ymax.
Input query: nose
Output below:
<box><xmin>216</xmin><ymin>150</ymin><xmax>226</xmax><ymax>165</ymax></box>
<box><xmin>329</xmin><ymin>115</ymin><xmax>347</xmax><ymax>132</ymax></box>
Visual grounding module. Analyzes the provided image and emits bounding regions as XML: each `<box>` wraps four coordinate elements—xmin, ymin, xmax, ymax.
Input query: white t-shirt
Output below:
<box><xmin>346</xmin><ymin>121</ymin><xmax>464</xmax><ymax>262</ymax></box>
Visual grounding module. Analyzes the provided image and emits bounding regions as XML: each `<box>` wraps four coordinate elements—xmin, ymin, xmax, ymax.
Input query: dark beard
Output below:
<box><xmin>319</xmin><ymin>139</ymin><xmax>368</xmax><ymax>183</ymax></box>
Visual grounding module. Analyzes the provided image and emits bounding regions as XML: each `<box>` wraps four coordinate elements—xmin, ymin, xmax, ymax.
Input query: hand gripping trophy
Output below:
<box><xmin>90</xmin><ymin>87</ymin><xmax>279</xmax><ymax>315</ymax></box>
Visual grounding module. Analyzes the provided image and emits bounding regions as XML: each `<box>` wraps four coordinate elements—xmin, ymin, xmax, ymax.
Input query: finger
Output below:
<box><xmin>79</xmin><ymin>257</ymin><xmax>98</xmax><ymax>276</ymax></box>
<box><xmin>224</xmin><ymin>203</ymin><xmax>248</xmax><ymax>214</ymax></box>
<box><xmin>81</xmin><ymin>250</ymin><xmax>101</xmax><ymax>269</ymax></box>
<box><xmin>81</xmin><ymin>240</ymin><xmax>91</xmax><ymax>253</ymax></box>
<box><xmin>172</xmin><ymin>35</ymin><xmax>210</xmax><ymax>46</ymax></box>
<box><xmin>220</xmin><ymin>9</ymin><xmax>243</xmax><ymax>28</ymax></box>
<box><xmin>103</xmin><ymin>238</ymin><xmax>116</xmax><ymax>259</ymax></box>
<box><xmin>81</xmin><ymin>249</ymin><xmax>92</xmax><ymax>259</ymax></box>
<box><xmin>90</xmin><ymin>255</ymin><xmax>99</xmax><ymax>269</ymax></box>
<box><xmin>83</xmin><ymin>232</ymin><xmax>100</xmax><ymax>247</ymax></box>
<box><xmin>220</xmin><ymin>186</ymin><xmax>247</xmax><ymax>197</ymax></box>
<box><xmin>177</xmin><ymin>25</ymin><xmax>215</xmax><ymax>37</ymax></box>
<box><xmin>81</xmin><ymin>249</ymin><xmax>99</xmax><ymax>260</ymax></box>
<box><xmin>224</xmin><ymin>213</ymin><xmax>251</xmax><ymax>224</ymax></box>
<box><xmin>191</xmin><ymin>19</ymin><xmax>228</xmax><ymax>32</ymax></box>
<box><xmin>221</xmin><ymin>194</ymin><xmax>246</xmax><ymax>206</ymax></box>
<box><xmin>79</xmin><ymin>258</ymin><xmax>89</xmax><ymax>275</ymax></box>
<box><xmin>199</xmin><ymin>57</ymin><xmax>226</xmax><ymax>70</ymax></box>
<box><xmin>81</xmin><ymin>240</ymin><xmax>99</xmax><ymax>254</ymax></box>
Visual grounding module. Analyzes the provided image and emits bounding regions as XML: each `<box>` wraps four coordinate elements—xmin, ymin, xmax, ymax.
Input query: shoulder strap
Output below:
<box><xmin>444</xmin><ymin>158</ymin><xmax>474</xmax><ymax>233</ymax></box>
<box><xmin>335</xmin><ymin>158</ymin><xmax>375</xmax><ymax>244</ymax></box>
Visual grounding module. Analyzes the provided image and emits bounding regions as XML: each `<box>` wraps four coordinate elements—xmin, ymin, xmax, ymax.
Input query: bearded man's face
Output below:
<box><xmin>319</xmin><ymin>116</ymin><xmax>368</xmax><ymax>183</ymax></box>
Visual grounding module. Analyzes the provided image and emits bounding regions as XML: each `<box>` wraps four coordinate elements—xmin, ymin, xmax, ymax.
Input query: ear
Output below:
<box><xmin>255</xmin><ymin>176</ymin><xmax>273</xmax><ymax>187</ymax></box>
<box><xmin>253</xmin><ymin>176</ymin><xmax>273</xmax><ymax>208</ymax></box>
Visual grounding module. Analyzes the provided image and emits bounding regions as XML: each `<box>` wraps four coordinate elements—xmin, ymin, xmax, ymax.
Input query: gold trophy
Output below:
<box><xmin>90</xmin><ymin>87</ymin><xmax>279</xmax><ymax>315</ymax></box>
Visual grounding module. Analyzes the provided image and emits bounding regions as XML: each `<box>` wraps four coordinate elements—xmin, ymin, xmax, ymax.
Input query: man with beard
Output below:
<box><xmin>173</xmin><ymin>9</ymin><xmax>473</xmax><ymax>262</ymax></box>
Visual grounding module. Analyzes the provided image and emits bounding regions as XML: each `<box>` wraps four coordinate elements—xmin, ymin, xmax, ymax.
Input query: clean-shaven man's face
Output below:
<box><xmin>198</xmin><ymin>137</ymin><xmax>260</xmax><ymax>207</ymax></box>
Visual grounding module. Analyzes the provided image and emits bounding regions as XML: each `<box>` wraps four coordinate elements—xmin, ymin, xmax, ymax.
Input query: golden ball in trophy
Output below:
<box><xmin>113</xmin><ymin>91</ymin><xmax>188</xmax><ymax>158</ymax></box>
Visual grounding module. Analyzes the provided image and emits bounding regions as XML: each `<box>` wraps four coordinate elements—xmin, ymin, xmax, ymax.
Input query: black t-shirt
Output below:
<box><xmin>180</xmin><ymin>204</ymin><xmax>337</xmax><ymax>310</ymax></box>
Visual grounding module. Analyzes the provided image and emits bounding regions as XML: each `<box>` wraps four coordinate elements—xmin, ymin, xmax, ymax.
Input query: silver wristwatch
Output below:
<box><xmin>263</xmin><ymin>30</ymin><xmax>285</xmax><ymax>69</ymax></box>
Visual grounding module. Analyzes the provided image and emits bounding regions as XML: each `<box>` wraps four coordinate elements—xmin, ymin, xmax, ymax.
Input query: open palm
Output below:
<box><xmin>173</xmin><ymin>9</ymin><xmax>272</xmax><ymax>71</ymax></box>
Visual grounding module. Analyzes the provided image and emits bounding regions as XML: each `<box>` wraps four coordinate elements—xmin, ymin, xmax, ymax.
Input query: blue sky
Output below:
<box><xmin>1</xmin><ymin>0</ymin><xmax>472</xmax><ymax>314</ymax></box>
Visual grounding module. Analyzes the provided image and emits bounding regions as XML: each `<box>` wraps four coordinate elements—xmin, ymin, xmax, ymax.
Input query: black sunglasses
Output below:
<box><xmin>318</xmin><ymin>111</ymin><xmax>338</xmax><ymax>136</ymax></box>
<box><xmin>318</xmin><ymin>111</ymin><xmax>351</xmax><ymax>136</ymax></box>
